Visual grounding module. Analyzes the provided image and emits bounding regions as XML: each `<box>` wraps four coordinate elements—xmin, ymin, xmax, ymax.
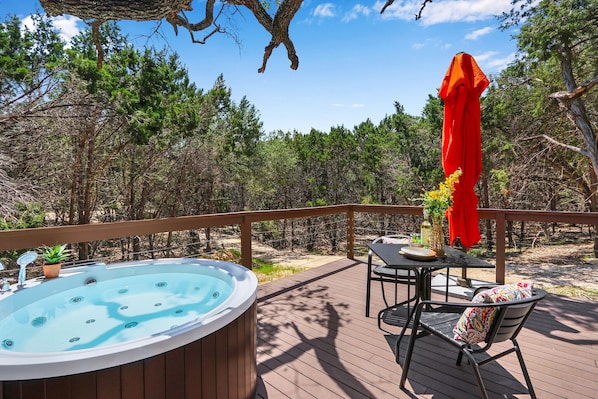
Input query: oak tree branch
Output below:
<box><xmin>39</xmin><ymin>0</ymin><xmax>432</xmax><ymax>72</ymax></box>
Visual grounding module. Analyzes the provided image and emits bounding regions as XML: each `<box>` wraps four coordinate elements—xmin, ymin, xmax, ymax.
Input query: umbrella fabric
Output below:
<box><xmin>438</xmin><ymin>52</ymin><xmax>489</xmax><ymax>249</ymax></box>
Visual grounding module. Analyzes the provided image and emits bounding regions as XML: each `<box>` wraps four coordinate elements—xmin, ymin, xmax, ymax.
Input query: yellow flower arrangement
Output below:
<box><xmin>421</xmin><ymin>169</ymin><xmax>462</xmax><ymax>221</ymax></box>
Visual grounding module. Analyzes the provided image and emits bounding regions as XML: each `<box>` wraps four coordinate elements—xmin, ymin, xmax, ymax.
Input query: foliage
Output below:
<box><xmin>0</xmin><ymin>13</ymin><xmax>64</xmax><ymax>100</ymax></box>
<box><xmin>0</xmin><ymin>203</ymin><xmax>46</xmax><ymax>262</ymax></box>
<box><xmin>0</xmin><ymin>203</ymin><xmax>45</xmax><ymax>230</ymax></box>
<box><xmin>419</xmin><ymin>169</ymin><xmax>462</xmax><ymax>221</ymax></box>
<box><xmin>39</xmin><ymin>244</ymin><xmax>71</xmax><ymax>265</ymax></box>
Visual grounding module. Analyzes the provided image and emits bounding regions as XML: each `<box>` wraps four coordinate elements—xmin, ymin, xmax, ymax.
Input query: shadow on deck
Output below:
<box><xmin>255</xmin><ymin>258</ymin><xmax>598</xmax><ymax>399</ymax></box>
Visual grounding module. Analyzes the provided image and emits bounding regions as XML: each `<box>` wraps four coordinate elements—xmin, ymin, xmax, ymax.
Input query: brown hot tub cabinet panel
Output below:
<box><xmin>0</xmin><ymin>301</ymin><xmax>257</xmax><ymax>399</ymax></box>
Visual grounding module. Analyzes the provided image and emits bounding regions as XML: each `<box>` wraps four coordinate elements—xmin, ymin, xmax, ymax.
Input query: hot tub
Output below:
<box><xmin>0</xmin><ymin>258</ymin><xmax>257</xmax><ymax>399</ymax></box>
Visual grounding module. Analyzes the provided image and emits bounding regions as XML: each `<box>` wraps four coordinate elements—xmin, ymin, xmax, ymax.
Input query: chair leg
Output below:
<box><xmin>513</xmin><ymin>339</ymin><xmax>538</xmax><ymax>399</ymax></box>
<box><xmin>365</xmin><ymin>254</ymin><xmax>374</xmax><ymax>317</ymax></box>
<box><xmin>379</xmin><ymin>278</ymin><xmax>390</xmax><ymax>307</ymax></box>
<box><xmin>366</xmin><ymin>276</ymin><xmax>371</xmax><ymax>317</ymax></box>
<box><xmin>445</xmin><ymin>267</ymin><xmax>450</xmax><ymax>301</ymax></box>
<box><xmin>398</xmin><ymin>323</ymin><xmax>419</xmax><ymax>388</ymax></box>
<box><xmin>462</xmin><ymin>350</ymin><xmax>490</xmax><ymax>399</ymax></box>
<box><xmin>405</xmin><ymin>274</ymin><xmax>411</xmax><ymax>316</ymax></box>
<box><xmin>456</xmin><ymin>349</ymin><xmax>464</xmax><ymax>365</ymax></box>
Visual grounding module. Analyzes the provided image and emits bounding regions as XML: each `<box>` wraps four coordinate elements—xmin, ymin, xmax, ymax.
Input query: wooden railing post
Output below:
<box><xmin>240</xmin><ymin>215</ymin><xmax>252</xmax><ymax>269</ymax></box>
<box><xmin>347</xmin><ymin>207</ymin><xmax>355</xmax><ymax>259</ymax></box>
<box><xmin>495</xmin><ymin>210</ymin><xmax>506</xmax><ymax>284</ymax></box>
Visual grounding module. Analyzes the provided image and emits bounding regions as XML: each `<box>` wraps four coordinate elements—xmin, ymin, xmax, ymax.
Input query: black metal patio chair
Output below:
<box><xmin>365</xmin><ymin>235</ymin><xmax>417</xmax><ymax>318</ymax></box>
<box><xmin>398</xmin><ymin>285</ymin><xmax>547</xmax><ymax>399</ymax></box>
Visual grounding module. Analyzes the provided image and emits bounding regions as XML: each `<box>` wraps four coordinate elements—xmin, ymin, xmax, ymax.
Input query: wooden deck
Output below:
<box><xmin>255</xmin><ymin>258</ymin><xmax>598</xmax><ymax>399</ymax></box>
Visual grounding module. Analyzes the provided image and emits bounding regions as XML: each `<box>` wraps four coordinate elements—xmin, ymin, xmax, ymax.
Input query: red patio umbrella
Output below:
<box><xmin>438</xmin><ymin>52</ymin><xmax>489</xmax><ymax>249</ymax></box>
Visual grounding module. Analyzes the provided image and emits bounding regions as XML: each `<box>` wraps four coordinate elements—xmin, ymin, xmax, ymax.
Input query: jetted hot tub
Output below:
<box><xmin>0</xmin><ymin>258</ymin><xmax>258</xmax><ymax>399</ymax></box>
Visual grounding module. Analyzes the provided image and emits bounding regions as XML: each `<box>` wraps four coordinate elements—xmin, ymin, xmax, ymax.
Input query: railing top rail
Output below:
<box><xmin>0</xmin><ymin>205</ymin><xmax>351</xmax><ymax>251</ymax></box>
<box><xmin>0</xmin><ymin>204</ymin><xmax>595</xmax><ymax>251</ymax></box>
<box><xmin>478</xmin><ymin>208</ymin><xmax>598</xmax><ymax>224</ymax></box>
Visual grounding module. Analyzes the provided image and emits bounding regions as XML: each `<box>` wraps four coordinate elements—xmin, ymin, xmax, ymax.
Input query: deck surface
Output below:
<box><xmin>255</xmin><ymin>258</ymin><xmax>598</xmax><ymax>398</ymax></box>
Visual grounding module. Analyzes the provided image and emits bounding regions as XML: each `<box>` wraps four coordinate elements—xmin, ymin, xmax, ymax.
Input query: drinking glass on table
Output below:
<box><xmin>409</xmin><ymin>233</ymin><xmax>422</xmax><ymax>247</ymax></box>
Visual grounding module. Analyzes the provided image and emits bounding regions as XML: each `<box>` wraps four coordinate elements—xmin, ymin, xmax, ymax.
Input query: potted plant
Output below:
<box><xmin>40</xmin><ymin>244</ymin><xmax>71</xmax><ymax>279</ymax></box>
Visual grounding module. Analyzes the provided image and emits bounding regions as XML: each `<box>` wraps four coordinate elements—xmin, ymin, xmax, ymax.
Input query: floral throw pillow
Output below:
<box><xmin>453</xmin><ymin>282</ymin><xmax>534</xmax><ymax>344</ymax></box>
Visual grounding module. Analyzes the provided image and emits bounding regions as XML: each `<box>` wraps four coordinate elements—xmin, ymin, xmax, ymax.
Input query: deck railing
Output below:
<box><xmin>0</xmin><ymin>204</ymin><xmax>596</xmax><ymax>284</ymax></box>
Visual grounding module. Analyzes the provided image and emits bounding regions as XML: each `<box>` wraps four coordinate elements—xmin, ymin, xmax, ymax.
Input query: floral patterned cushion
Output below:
<box><xmin>453</xmin><ymin>282</ymin><xmax>534</xmax><ymax>344</ymax></box>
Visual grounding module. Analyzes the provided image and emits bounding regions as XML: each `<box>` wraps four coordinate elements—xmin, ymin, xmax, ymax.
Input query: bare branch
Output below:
<box><xmin>167</xmin><ymin>0</ymin><xmax>217</xmax><ymax>32</ymax></box>
<box><xmin>549</xmin><ymin>74</ymin><xmax>598</xmax><ymax>101</ymax></box>
<box><xmin>256</xmin><ymin>0</ymin><xmax>301</xmax><ymax>72</ymax></box>
<box><xmin>416</xmin><ymin>0</ymin><xmax>433</xmax><ymax>20</ymax></box>
<box><xmin>380</xmin><ymin>0</ymin><xmax>433</xmax><ymax>19</ymax></box>
<box><xmin>380</xmin><ymin>0</ymin><xmax>395</xmax><ymax>14</ymax></box>
<box><xmin>90</xmin><ymin>20</ymin><xmax>104</xmax><ymax>69</ymax></box>
<box><xmin>541</xmin><ymin>134</ymin><xmax>588</xmax><ymax>157</ymax></box>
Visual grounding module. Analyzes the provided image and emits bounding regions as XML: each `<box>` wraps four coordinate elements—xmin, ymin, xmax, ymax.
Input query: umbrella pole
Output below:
<box><xmin>453</xmin><ymin>237</ymin><xmax>472</xmax><ymax>287</ymax></box>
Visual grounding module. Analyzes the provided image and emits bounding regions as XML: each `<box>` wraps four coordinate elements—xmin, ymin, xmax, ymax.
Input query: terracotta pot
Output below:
<box><xmin>43</xmin><ymin>263</ymin><xmax>62</xmax><ymax>279</ymax></box>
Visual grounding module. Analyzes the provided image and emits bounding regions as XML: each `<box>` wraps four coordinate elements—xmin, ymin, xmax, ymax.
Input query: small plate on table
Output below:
<box><xmin>400</xmin><ymin>247</ymin><xmax>437</xmax><ymax>261</ymax></box>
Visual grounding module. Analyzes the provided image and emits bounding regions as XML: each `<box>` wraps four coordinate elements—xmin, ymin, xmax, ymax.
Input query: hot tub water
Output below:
<box><xmin>0</xmin><ymin>270</ymin><xmax>232</xmax><ymax>352</ymax></box>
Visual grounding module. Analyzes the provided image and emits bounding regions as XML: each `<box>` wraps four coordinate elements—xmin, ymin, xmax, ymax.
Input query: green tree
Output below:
<box><xmin>249</xmin><ymin>131</ymin><xmax>301</xmax><ymax>210</ymax></box>
<box><xmin>378</xmin><ymin>101</ymin><xmax>441</xmax><ymax>203</ymax></box>
<box><xmin>502</xmin><ymin>0</ymin><xmax>598</xmax><ymax>210</ymax></box>
<box><xmin>0</xmin><ymin>14</ymin><xmax>67</xmax><ymax>217</ymax></box>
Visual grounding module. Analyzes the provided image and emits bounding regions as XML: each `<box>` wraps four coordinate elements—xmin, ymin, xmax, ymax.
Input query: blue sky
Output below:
<box><xmin>3</xmin><ymin>0</ymin><xmax>519</xmax><ymax>133</ymax></box>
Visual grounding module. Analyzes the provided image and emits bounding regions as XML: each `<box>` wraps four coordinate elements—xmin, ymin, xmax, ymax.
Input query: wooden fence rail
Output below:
<box><xmin>0</xmin><ymin>204</ymin><xmax>596</xmax><ymax>284</ymax></box>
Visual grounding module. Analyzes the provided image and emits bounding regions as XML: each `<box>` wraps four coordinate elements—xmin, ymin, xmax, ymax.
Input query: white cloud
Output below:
<box><xmin>20</xmin><ymin>16</ymin><xmax>35</xmax><ymax>31</ymax></box>
<box><xmin>51</xmin><ymin>15</ymin><xmax>81</xmax><ymax>43</ymax></box>
<box><xmin>342</xmin><ymin>4</ymin><xmax>372</xmax><ymax>22</ymax></box>
<box><xmin>314</xmin><ymin>3</ymin><xmax>336</xmax><ymax>18</ymax></box>
<box><xmin>484</xmin><ymin>52</ymin><xmax>516</xmax><ymax>71</ymax></box>
<box><xmin>21</xmin><ymin>14</ymin><xmax>81</xmax><ymax>45</ymax></box>
<box><xmin>472</xmin><ymin>51</ymin><xmax>499</xmax><ymax>63</ymax></box>
<box><xmin>411</xmin><ymin>38</ymin><xmax>452</xmax><ymax>50</ymax></box>
<box><xmin>376</xmin><ymin>0</ymin><xmax>512</xmax><ymax>25</ymax></box>
<box><xmin>470</xmin><ymin>51</ymin><xmax>516</xmax><ymax>73</ymax></box>
<box><xmin>465</xmin><ymin>26</ymin><xmax>493</xmax><ymax>40</ymax></box>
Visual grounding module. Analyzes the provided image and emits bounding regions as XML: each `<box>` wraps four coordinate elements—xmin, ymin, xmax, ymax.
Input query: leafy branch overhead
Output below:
<box><xmin>38</xmin><ymin>0</ymin><xmax>431</xmax><ymax>72</ymax></box>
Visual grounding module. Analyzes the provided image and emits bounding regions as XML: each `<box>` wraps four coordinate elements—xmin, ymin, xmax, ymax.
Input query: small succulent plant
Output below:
<box><xmin>40</xmin><ymin>244</ymin><xmax>71</xmax><ymax>265</ymax></box>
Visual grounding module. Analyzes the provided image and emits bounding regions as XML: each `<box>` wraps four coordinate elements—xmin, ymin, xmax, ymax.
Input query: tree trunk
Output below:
<box><xmin>480</xmin><ymin>170</ymin><xmax>493</xmax><ymax>252</ymax></box>
<box><xmin>590</xmin><ymin>165</ymin><xmax>598</xmax><ymax>257</ymax></box>
<box><xmin>556</xmin><ymin>45</ymin><xmax>598</xmax><ymax>192</ymax></box>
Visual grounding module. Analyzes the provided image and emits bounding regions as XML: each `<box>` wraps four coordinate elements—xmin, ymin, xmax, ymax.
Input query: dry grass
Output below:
<box><xmin>447</xmin><ymin>242</ymin><xmax>598</xmax><ymax>300</ymax></box>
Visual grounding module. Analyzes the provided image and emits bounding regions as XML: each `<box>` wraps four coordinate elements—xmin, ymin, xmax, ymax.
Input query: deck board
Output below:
<box><xmin>255</xmin><ymin>258</ymin><xmax>598</xmax><ymax>399</ymax></box>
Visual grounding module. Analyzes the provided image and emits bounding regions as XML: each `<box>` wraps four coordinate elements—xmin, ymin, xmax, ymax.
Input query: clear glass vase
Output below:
<box><xmin>430</xmin><ymin>218</ymin><xmax>446</xmax><ymax>257</ymax></box>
